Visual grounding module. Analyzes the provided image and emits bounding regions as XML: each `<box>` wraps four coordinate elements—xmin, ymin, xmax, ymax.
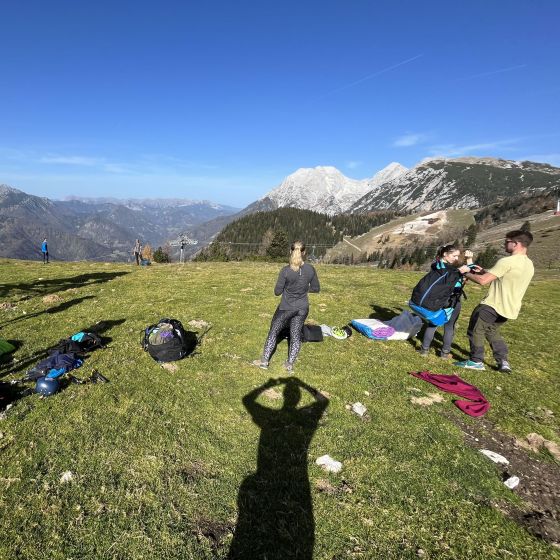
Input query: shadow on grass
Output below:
<box><xmin>0</xmin><ymin>318</ymin><xmax>125</xmax><ymax>379</ymax></box>
<box><xmin>0</xmin><ymin>271</ymin><xmax>130</xmax><ymax>300</ymax></box>
<box><xmin>228</xmin><ymin>377</ymin><xmax>328</xmax><ymax>560</ymax></box>
<box><xmin>0</xmin><ymin>295</ymin><xmax>96</xmax><ymax>328</ymax></box>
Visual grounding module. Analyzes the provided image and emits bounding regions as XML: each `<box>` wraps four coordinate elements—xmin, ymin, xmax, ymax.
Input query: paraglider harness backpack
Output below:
<box><xmin>409</xmin><ymin>262</ymin><xmax>467</xmax><ymax>327</ymax></box>
<box><xmin>22</xmin><ymin>331</ymin><xmax>104</xmax><ymax>381</ymax></box>
<box><xmin>142</xmin><ymin>318</ymin><xmax>195</xmax><ymax>362</ymax></box>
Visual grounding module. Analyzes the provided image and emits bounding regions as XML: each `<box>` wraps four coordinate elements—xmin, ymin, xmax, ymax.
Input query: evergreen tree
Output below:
<box><xmin>476</xmin><ymin>246</ymin><xmax>499</xmax><ymax>269</ymax></box>
<box><xmin>153</xmin><ymin>246</ymin><xmax>171</xmax><ymax>263</ymax></box>
<box><xmin>465</xmin><ymin>223</ymin><xmax>477</xmax><ymax>246</ymax></box>
<box><xmin>520</xmin><ymin>220</ymin><xmax>531</xmax><ymax>232</ymax></box>
<box><xmin>266</xmin><ymin>230</ymin><xmax>289</xmax><ymax>259</ymax></box>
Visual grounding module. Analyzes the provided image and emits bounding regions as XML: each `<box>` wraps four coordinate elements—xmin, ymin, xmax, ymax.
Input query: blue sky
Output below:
<box><xmin>1</xmin><ymin>0</ymin><xmax>559</xmax><ymax>207</ymax></box>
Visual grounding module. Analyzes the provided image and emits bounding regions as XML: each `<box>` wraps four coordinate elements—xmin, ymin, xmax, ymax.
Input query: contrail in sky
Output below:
<box><xmin>459</xmin><ymin>64</ymin><xmax>526</xmax><ymax>81</ymax></box>
<box><xmin>320</xmin><ymin>54</ymin><xmax>423</xmax><ymax>98</ymax></box>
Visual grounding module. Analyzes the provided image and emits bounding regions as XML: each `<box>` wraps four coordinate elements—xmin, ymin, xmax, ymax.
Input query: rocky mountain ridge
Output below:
<box><xmin>350</xmin><ymin>157</ymin><xmax>560</xmax><ymax>214</ymax></box>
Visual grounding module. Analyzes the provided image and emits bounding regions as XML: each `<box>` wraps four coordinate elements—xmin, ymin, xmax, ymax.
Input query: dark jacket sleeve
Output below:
<box><xmin>309</xmin><ymin>267</ymin><xmax>320</xmax><ymax>293</ymax></box>
<box><xmin>274</xmin><ymin>268</ymin><xmax>287</xmax><ymax>296</ymax></box>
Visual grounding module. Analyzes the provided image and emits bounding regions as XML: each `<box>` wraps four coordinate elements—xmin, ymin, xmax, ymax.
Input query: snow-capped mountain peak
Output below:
<box><xmin>261</xmin><ymin>163</ymin><xmax>406</xmax><ymax>215</ymax></box>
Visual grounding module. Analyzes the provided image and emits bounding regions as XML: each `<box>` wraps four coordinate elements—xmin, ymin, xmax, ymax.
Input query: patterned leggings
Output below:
<box><xmin>262</xmin><ymin>307</ymin><xmax>308</xmax><ymax>364</ymax></box>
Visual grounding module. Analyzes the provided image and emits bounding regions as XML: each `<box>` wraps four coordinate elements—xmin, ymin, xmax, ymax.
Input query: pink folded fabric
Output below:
<box><xmin>409</xmin><ymin>371</ymin><xmax>490</xmax><ymax>417</ymax></box>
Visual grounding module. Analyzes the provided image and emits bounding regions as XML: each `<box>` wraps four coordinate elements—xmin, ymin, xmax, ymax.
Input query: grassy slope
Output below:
<box><xmin>0</xmin><ymin>260</ymin><xmax>559</xmax><ymax>559</ymax></box>
<box><xmin>325</xmin><ymin>209</ymin><xmax>474</xmax><ymax>261</ymax></box>
<box><xmin>475</xmin><ymin>210</ymin><xmax>560</xmax><ymax>268</ymax></box>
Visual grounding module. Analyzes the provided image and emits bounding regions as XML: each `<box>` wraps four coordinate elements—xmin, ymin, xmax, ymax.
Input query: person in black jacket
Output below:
<box><xmin>252</xmin><ymin>241</ymin><xmax>320</xmax><ymax>373</ymax></box>
<box><xmin>416</xmin><ymin>245</ymin><xmax>473</xmax><ymax>359</ymax></box>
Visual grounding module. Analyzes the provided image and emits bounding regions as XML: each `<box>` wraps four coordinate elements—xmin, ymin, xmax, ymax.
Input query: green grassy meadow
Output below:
<box><xmin>0</xmin><ymin>260</ymin><xmax>559</xmax><ymax>559</ymax></box>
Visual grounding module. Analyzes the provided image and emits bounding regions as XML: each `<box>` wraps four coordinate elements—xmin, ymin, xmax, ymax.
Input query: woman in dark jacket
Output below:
<box><xmin>253</xmin><ymin>241</ymin><xmax>320</xmax><ymax>373</ymax></box>
<box><xmin>417</xmin><ymin>245</ymin><xmax>473</xmax><ymax>359</ymax></box>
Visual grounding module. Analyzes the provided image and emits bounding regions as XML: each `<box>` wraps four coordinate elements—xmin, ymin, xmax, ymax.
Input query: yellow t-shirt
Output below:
<box><xmin>482</xmin><ymin>254</ymin><xmax>534</xmax><ymax>320</ymax></box>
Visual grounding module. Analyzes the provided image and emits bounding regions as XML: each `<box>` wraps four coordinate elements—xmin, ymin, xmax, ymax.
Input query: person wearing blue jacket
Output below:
<box><xmin>41</xmin><ymin>238</ymin><xmax>49</xmax><ymax>264</ymax></box>
<box><xmin>253</xmin><ymin>241</ymin><xmax>320</xmax><ymax>373</ymax></box>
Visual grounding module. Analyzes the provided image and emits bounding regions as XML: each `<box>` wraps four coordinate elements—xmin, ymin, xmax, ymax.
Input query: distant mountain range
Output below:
<box><xmin>0</xmin><ymin>185</ymin><xmax>239</xmax><ymax>261</ymax></box>
<box><xmin>2</xmin><ymin>156</ymin><xmax>559</xmax><ymax>262</ymax></box>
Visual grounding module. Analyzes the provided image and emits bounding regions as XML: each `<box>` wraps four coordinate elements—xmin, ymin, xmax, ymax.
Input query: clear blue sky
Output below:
<box><xmin>1</xmin><ymin>0</ymin><xmax>559</xmax><ymax>207</ymax></box>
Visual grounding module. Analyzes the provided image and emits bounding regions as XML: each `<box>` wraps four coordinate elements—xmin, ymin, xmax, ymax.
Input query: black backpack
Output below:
<box><xmin>410</xmin><ymin>266</ymin><xmax>463</xmax><ymax>311</ymax></box>
<box><xmin>142</xmin><ymin>318</ymin><xmax>196</xmax><ymax>362</ymax></box>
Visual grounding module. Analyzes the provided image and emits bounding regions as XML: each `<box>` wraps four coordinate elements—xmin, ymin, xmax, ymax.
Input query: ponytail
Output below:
<box><xmin>289</xmin><ymin>241</ymin><xmax>306</xmax><ymax>271</ymax></box>
<box><xmin>436</xmin><ymin>243</ymin><xmax>458</xmax><ymax>260</ymax></box>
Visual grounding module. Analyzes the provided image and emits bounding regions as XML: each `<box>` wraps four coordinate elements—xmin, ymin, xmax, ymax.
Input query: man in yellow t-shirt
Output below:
<box><xmin>454</xmin><ymin>230</ymin><xmax>534</xmax><ymax>373</ymax></box>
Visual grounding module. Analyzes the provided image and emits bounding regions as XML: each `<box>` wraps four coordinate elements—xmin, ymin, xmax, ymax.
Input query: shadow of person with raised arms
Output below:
<box><xmin>228</xmin><ymin>377</ymin><xmax>329</xmax><ymax>560</ymax></box>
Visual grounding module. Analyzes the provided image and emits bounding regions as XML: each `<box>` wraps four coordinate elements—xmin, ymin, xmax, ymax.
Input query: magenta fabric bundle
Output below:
<box><xmin>409</xmin><ymin>370</ymin><xmax>490</xmax><ymax>417</ymax></box>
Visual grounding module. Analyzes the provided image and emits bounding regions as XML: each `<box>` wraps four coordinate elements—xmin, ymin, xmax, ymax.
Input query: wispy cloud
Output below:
<box><xmin>427</xmin><ymin>138</ymin><xmax>520</xmax><ymax>158</ymax></box>
<box><xmin>321</xmin><ymin>54</ymin><xmax>423</xmax><ymax>98</ymax></box>
<box><xmin>458</xmin><ymin>64</ymin><xmax>526</xmax><ymax>81</ymax></box>
<box><xmin>0</xmin><ymin>147</ymin><xmax>217</xmax><ymax>175</ymax></box>
<box><xmin>39</xmin><ymin>155</ymin><xmax>102</xmax><ymax>166</ymax></box>
<box><xmin>392</xmin><ymin>133</ymin><xmax>428</xmax><ymax>147</ymax></box>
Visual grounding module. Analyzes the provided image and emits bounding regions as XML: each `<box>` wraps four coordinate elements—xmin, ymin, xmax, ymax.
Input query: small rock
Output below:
<box><xmin>543</xmin><ymin>440</ymin><xmax>560</xmax><ymax>460</ymax></box>
<box><xmin>60</xmin><ymin>471</ymin><xmax>74</xmax><ymax>484</ymax></box>
<box><xmin>351</xmin><ymin>402</ymin><xmax>367</xmax><ymax>417</ymax></box>
<box><xmin>417</xmin><ymin>549</ymin><xmax>425</xmax><ymax>557</ymax></box>
<box><xmin>410</xmin><ymin>393</ymin><xmax>444</xmax><ymax>406</ymax></box>
<box><xmin>480</xmin><ymin>450</ymin><xmax>509</xmax><ymax>465</ymax></box>
<box><xmin>161</xmin><ymin>363</ymin><xmax>178</xmax><ymax>372</ymax></box>
<box><xmin>316</xmin><ymin>454</ymin><xmax>342</xmax><ymax>473</ymax></box>
<box><xmin>188</xmin><ymin>319</ymin><xmax>209</xmax><ymax>329</ymax></box>
<box><xmin>364</xmin><ymin>391</ymin><xmax>370</xmax><ymax>397</ymax></box>
<box><xmin>504</xmin><ymin>476</ymin><xmax>520</xmax><ymax>489</ymax></box>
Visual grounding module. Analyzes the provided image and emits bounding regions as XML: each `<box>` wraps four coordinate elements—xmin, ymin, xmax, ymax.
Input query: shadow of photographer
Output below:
<box><xmin>228</xmin><ymin>377</ymin><xmax>329</xmax><ymax>560</ymax></box>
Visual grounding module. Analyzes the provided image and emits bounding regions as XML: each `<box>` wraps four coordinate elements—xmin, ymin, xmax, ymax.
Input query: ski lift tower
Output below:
<box><xmin>169</xmin><ymin>235</ymin><xmax>198</xmax><ymax>263</ymax></box>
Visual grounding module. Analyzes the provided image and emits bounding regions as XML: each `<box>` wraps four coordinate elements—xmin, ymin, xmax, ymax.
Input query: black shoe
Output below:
<box><xmin>91</xmin><ymin>370</ymin><xmax>109</xmax><ymax>383</ymax></box>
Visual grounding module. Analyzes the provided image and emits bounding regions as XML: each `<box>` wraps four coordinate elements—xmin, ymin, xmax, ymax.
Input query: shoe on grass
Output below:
<box><xmin>454</xmin><ymin>359</ymin><xmax>485</xmax><ymax>370</ymax></box>
<box><xmin>251</xmin><ymin>359</ymin><xmax>269</xmax><ymax>370</ymax></box>
<box><xmin>440</xmin><ymin>352</ymin><xmax>451</xmax><ymax>360</ymax></box>
<box><xmin>498</xmin><ymin>360</ymin><xmax>512</xmax><ymax>373</ymax></box>
<box><xmin>283</xmin><ymin>361</ymin><xmax>294</xmax><ymax>373</ymax></box>
<box><xmin>418</xmin><ymin>348</ymin><xmax>429</xmax><ymax>357</ymax></box>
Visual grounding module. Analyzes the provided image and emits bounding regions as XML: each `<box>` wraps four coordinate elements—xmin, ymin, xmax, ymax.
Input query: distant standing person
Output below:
<box><xmin>133</xmin><ymin>239</ymin><xmax>142</xmax><ymax>266</ymax></box>
<box><xmin>253</xmin><ymin>241</ymin><xmax>320</xmax><ymax>373</ymax></box>
<box><xmin>41</xmin><ymin>238</ymin><xmax>49</xmax><ymax>264</ymax></box>
<box><xmin>455</xmin><ymin>230</ymin><xmax>534</xmax><ymax>372</ymax></box>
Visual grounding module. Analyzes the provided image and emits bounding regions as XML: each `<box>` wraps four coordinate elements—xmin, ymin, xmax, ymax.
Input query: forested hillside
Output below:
<box><xmin>194</xmin><ymin>207</ymin><xmax>401</xmax><ymax>261</ymax></box>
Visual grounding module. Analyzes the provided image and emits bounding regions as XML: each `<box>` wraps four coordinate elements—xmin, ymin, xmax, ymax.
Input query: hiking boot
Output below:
<box><xmin>251</xmin><ymin>359</ymin><xmax>269</xmax><ymax>370</ymax></box>
<box><xmin>454</xmin><ymin>359</ymin><xmax>485</xmax><ymax>371</ymax></box>
<box><xmin>283</xmin><ymin>361</ymin><xmax>294</xmax><ymax>373</ymax></box>
<box><xmin>418</xmin><ymin>348</ymin><xmax>429</xmax><ymax>357</ymax></box>
<box><xmin>498</xmin><ymin>360</ymin><xmax>512</xmax><ymax>373</ymax></box>
<box><xmin>440</xmin><ymin>352</ymin><xmax>452</xmax><ymax>360</ymax></box>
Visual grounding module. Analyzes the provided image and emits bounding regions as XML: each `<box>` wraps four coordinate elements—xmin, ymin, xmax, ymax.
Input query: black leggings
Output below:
<box><xmin>262</xmin><ymin>307</ymin><xmax>308</xmax><ymax>364</ymax></box>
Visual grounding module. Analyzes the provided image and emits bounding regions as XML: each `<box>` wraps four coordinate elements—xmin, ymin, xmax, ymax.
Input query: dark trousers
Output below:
<box><xmin>422</xmin><ymin>301</ymin><xmax>461</xmax><ymax>354</ymax></box>
<box><xmin>134</xmin><ymin>252</ymin><xmax>140</xmax><ymax>265</ymax></box>
<box><xmin>467</xmin><ymin>304</ymin><xmax>508</xmax><ymax>363</ymax></box>
<box><xmin>42</xmin><ymin>251</ymin><xmax>49</xmax><ymax>263</ymax></box>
